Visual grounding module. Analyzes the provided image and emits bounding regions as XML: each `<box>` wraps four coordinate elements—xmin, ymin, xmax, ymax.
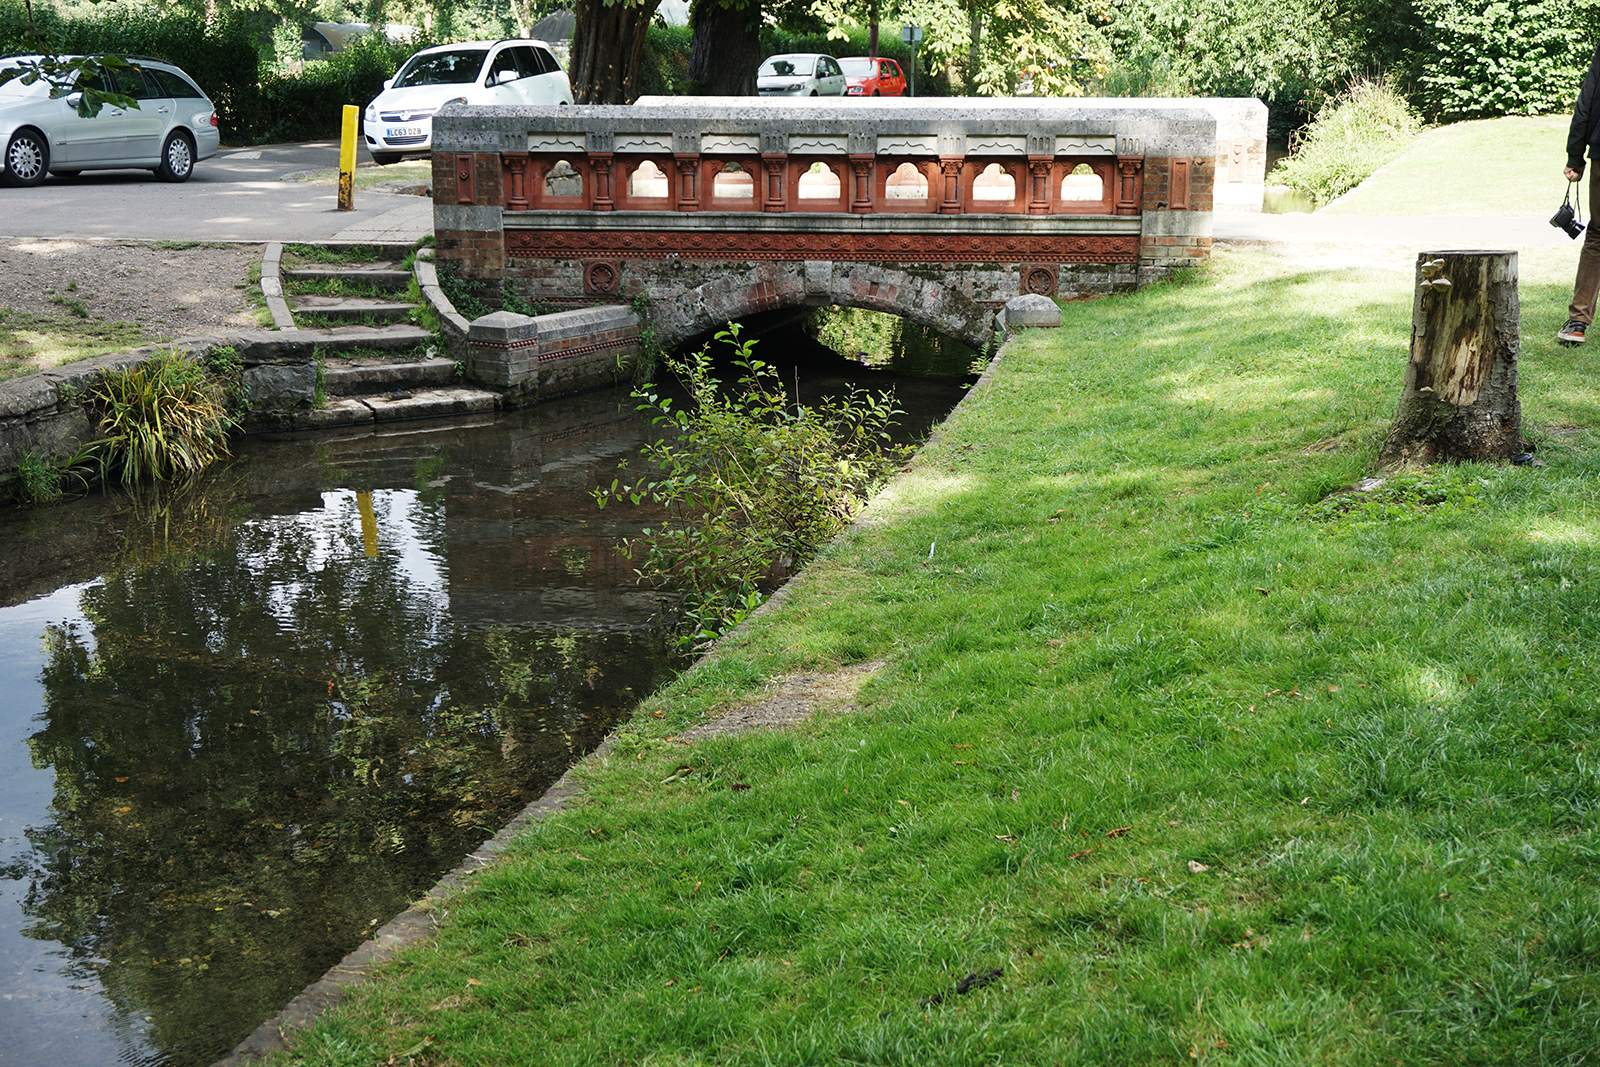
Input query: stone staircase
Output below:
<box><xmin>258</xmin><ymin>242</ymin><xmax>499</xmax><ymax>429</ymax></box>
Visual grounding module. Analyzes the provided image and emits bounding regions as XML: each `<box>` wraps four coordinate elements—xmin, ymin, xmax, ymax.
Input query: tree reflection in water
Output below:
<box><xmin>10</xmin><ymin>470</ymin><xmax>678</xmax><ymax>1066</ymax></box>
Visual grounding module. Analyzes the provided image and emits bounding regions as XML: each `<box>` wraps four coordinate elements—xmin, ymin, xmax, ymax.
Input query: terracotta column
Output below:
<box><xmin>589</xmin><ymin>153</ymin><xmax>614</xmax><ymax>211</ymax></box>
<box><xmin>850</xmin><ymin>155</ymin><xmax>874</xmax><ymax>213</ymax></box>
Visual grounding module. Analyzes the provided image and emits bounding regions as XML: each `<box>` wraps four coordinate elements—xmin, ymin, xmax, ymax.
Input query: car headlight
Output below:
<box><xmin>444</xmin><ymin>96</ymin><xmax>468</xmax><ymax>107</ymax></box>
<box><xmin>365</xmin><ymin>105</ymin><xmax>376</xmax><ymax>121</ymax></box>
<box><xmin>786</xmin><ymin>83</ymin><xmax>802</xmax><ymax>92</ymax></box>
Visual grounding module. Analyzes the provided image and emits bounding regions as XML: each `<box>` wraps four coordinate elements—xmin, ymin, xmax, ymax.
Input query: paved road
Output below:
<box><xmin>0</xmin><ymin>141</ymin><xmax>432</xmax><ymax>243</ymax></box>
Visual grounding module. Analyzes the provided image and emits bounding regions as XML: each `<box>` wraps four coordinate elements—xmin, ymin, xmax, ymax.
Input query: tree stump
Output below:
<box><xmin>1379</xmin><ymin>250</ymin><xmax>1523</xmax><ymax>465</ymax></box>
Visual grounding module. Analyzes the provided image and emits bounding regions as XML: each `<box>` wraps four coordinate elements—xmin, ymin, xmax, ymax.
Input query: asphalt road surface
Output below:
<box><xmin>0</xmin><ymin>141</ymin><xmax>425</xmax><ymax>242</ymax></box>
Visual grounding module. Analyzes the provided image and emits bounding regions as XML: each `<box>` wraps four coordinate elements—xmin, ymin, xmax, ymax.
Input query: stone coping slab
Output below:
<box><xmin>434</xmin><ymin>100</ymin><xmax>1217</xmax><ymax>158</ymax></box>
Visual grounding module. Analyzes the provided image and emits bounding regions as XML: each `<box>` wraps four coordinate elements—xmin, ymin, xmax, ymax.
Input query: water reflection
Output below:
<box><xmin>0</xmin><ymin>327</ymin><xmax>976</xmax><ymax>1067</ymax></box>
<box><xmin>0</xmin><ymin>391</ymin><xmax>684</xmax><ymax>1067</ymax></box>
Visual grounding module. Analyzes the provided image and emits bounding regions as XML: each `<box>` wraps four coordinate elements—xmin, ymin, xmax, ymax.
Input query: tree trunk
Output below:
<box><xmin>966</xmin><ymin>0</ymin><xmax>982</xmax><ymax>91</ymax></box>
<box><xmin>571</xmin><ymin>0</ymin><xmax>661</xmax><ymax>104</ymax></box>
<box><xmin>1379</xmin><ymin>250</ymin><xmax>1523</xmax><ymax>466</ymax></box>
<box><xmin>687</xmin><ymin>0</ymin><xmax>760</xmax><ymax>96</ymax></box>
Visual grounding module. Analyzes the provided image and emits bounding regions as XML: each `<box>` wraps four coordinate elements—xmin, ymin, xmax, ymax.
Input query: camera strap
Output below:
<box><xmin>1570</xmin><ymin>181</ymin><xmax>1585</xmax><ymax>227</ymax></box>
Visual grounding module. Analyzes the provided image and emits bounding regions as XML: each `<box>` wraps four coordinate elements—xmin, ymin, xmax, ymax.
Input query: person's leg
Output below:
<box><xmin>1565</xmin><ymin>165</ymin><xmax>1600</xmax><ymax>331</ymax></box>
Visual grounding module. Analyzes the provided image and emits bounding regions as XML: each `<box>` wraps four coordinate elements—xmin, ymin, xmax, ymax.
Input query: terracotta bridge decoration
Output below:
<box><xmin>430</xmin><ymin>98</ymin><xmax>1265</xmax><ymax>399</ymax></box>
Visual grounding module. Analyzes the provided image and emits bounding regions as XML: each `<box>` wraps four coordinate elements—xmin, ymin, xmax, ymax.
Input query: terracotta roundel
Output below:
<box><xmin>1023</xmin><ymin>267</ymin><xmax>1056</xmax><ymax>296</ymax></box>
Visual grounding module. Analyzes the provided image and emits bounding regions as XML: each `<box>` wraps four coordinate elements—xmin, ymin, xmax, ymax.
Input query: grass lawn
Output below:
<box><xmin>1324</xmin><ymin>114</ymin><xmax>1573</xmax><ymax>217</ymax></box>
<box><xmin>269</xmin><ymin>231</ymin><xmax>1600</xmax><ymax>1066</ymax></box>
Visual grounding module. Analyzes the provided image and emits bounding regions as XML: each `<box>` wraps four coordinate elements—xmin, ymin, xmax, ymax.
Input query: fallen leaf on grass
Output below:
<box><xmin>731</xmin><ymin>782</ymin><xmax>751</xmax><ymax>791</ymax></box>
<box><xmin>1066</xmin><ymin>848</ymin><xmax>1096</xmax><ymax>861</ymax></box>
<box><xmin>995</xmin><ymin>834</ymin><xmax>1018</xmax><ymax>843</ymax></box>
<box><xmin>1105</xmin><ymin>826</ymin><xmax>1132</xmax><ymax>837</ymax></box>
<box><xmin>1187</xmin><ymin>860</ymin><xmax>1210</xmax><ymax>873</ymax></box>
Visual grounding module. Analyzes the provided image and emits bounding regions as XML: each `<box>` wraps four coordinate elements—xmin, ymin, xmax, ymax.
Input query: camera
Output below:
<box><xmin>1552</xmin><ymin>201</ymin><xmax>1585</xmax><ymax>239</ymax></box>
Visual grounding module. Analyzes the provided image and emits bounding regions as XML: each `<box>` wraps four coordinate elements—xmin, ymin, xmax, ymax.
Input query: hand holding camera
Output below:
<box><xmin>1553</xmin><ymin>183</ymin><xmax>1586</xmax><ymax>239</ymax></box>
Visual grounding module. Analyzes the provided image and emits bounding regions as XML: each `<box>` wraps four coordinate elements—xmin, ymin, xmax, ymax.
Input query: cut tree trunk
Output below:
<box><xmin>1379</xmin><ymin>249</ymin><xmax>1523</xmax><ymax>466</ymax></box>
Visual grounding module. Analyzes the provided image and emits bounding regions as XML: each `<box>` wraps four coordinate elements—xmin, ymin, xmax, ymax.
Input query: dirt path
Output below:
<box><xmin>0</xmin><ymin>239</ymin><xmax>263</xmax><ymax>379</ymax></box>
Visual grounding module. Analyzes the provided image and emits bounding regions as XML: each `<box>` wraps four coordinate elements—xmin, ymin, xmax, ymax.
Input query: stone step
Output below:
<box><xmin>298</xmin><ymin>324</ymin><xmax>436</xmax><ymax>352</ymax></box>
<box><xmin>289</xmin><ymin>295</ymin><xmax>416</xmax><ymax>323</ymax></box>
<box><xmin>323</xmin><ymin>357</ymin><xmax>458</xmax><ymax>396</ymax></box>
<box><xmin>254</xmin><ymin>388</ymin><xmax>500</xmax><ymax>432</ymax></box>
<box><xmin>283</xmin><ymin>264</ymin><xmax>413</xmax><ymax>291</ymax></box>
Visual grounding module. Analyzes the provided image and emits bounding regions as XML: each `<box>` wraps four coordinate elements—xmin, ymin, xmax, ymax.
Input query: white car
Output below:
<box><xmin>0</xmin><ymin>56</ymin><xmax>220</xmax><ymax>187</ymax></box>
<box><xmin>363</xmin><ymin>39</ymin><xmax>572</xmax><ymax>164</ymax></box>
<box><xmin>757</xmin><ymin>54</ymin><xmax>847</xmax><ymax>97</ymax></box>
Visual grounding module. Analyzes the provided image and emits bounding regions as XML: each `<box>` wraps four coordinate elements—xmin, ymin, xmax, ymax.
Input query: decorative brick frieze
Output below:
<box><xmin>504</xmin><ymin>228</ymin><xmax>1139</xmax><ymax>264</ymax></box>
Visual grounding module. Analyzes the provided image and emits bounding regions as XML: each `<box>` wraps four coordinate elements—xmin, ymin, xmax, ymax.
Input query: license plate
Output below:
<box><xmin>386</xmin><ymin>126</ymin><xmax>423</xmax><ymax>138</ymax></box>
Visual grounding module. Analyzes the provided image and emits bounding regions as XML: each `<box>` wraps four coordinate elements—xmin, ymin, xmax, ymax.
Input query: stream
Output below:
<box><xmin>0</xmin><ymin>311</ymin><xmax>982</xmax><ymax>1066</ymax></box>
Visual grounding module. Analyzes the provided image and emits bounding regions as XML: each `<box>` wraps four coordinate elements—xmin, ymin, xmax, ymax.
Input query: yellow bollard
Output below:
<box><xmin>357</xmin><ymin>490</ymin><xmax>379</xmax><ymax>557</ymax></box>
<box><xmin>337</xmin><ymin>104</ymin><xmax>358</xmax><ymax>211</ymax></box>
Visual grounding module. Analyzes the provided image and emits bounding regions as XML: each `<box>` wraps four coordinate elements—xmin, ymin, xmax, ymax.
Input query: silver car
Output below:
<box><xmin>0</xmin><ymin>56</ymin><xmax>220</xmax><ymax>187</ymax></box>
<box><xmin>757</xmin><ymin>54</ymin><xmax>847</xmax><ymax>97</ymax></box>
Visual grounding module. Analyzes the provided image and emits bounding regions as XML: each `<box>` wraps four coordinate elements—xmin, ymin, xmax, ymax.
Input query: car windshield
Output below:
<box><xmin>760</xmin><ymin>57</ymin><xmax>815</xmax><ymax>78</ymax></box>
<box><xmin>394</xmin><ymin>49</ymin><xmax>489</xmax><ymax>88</ymax></box>
<box><xmin>838</xmin><ymin>58</ymin><xmax>876</xmax><ymax>76</ymax></box>
<box><xmin>0</xmin><ymin>68</ymin><xmax>50</xmax><ymax>100</ymax></box>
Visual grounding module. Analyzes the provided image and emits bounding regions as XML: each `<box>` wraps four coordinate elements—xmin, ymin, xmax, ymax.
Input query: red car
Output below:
<box><xmin>840</xmin><ymin>57</ymin><xmax>906</xmax><ymax>97</ymax></box>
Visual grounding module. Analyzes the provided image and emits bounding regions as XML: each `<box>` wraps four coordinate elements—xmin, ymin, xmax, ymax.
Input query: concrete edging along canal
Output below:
<box><xmin>209</xmin><ymin>310</ymin><xmax>1027</xmax><ymax>1066</ymax></box>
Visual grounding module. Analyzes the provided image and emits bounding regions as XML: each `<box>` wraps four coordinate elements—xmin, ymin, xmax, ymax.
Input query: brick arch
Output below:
<box><xmin>652</xmin><ymin>261</ymin><xmax>997</xmax><ymax>353</ymax></box>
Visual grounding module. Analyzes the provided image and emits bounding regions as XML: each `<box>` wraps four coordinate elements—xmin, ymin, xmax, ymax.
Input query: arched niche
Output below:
<box><xmin>878</xmin><ymin>160</ymin><xmax>935</xmax><ymax>212</ymax></box>
<box><xmin>788</xmin><ymin>159</ymin><xmax>845</xmax><ymax>211</ymax></box>
<box><xmin>706</xmin><ymin>159</ymin><xmax>757</xmax><ymax>209</ymax></box>
<box><xmin>625</xmin><ymin>159</ymin><xmax>671</xmax><ymax>203</ymax></box>
<box><xmin>968</xmin><ymin>161</ymin><xmax>1023</xmax><ymax>213</ymax></box>
<box><xmin>543</xmin><ymin>159</ymin><xmax>583</xmax><ymax>201</ymax></box>
<box><xmin>1060</xmin><ymin>162</ymin><xmax>1105</xmax><ymax>203</ymax></box>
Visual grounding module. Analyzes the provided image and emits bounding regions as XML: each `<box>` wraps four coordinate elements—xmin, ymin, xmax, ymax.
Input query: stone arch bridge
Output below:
<box><xmin>430</xmin><ymin>98</ymin><xmax>1264</xmax><ymax>399</ymax></box>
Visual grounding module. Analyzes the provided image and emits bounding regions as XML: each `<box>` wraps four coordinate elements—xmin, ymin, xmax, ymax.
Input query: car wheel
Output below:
<box><xmin>371</xmin><ymin>152</ymin><xmax>405</xmax><ymax>166</ymax></box>
<box><xmin>872</xmin><ymin>90</ymin><xmax>880</xmax><ymax>96</ymax></box>
<box><xmin>155</xmin><ymin>131</ymin><xmax>195</xmax><ymax>183</ymax></box>
<box><xmin>809</xmin><ymin>90</ymin><xmax>818</xmax><ymax>96</ymax></box>
<box><xmin>3</xmin><ymin>128</ymin><xmax>48</xmax><ymax>188</ymax></box>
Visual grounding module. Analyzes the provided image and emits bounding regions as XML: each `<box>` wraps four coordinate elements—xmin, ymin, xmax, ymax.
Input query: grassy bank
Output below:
<box><xmin>270</xmin><ymin>242</ymin><xmax>1600</xmax><ymax>1066</ymax></box>
<box><xmin>1324</xmin><ymin>115</ymin><xmax>1571</xmax><ymax>217</ymax></box>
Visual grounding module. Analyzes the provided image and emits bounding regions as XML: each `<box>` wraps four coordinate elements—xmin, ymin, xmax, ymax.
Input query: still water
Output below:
<box><xmin>0</xmin><ymin>314</ymin><xmax>980</xmax><ymax>1066</ymax></box>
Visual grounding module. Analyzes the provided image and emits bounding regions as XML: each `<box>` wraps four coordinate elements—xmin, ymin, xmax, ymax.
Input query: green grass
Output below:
<box><xmin>0</xmin><ymin>308</ymin><xmax>147</xmax><ymax>382</ymax></box>
<box><xmin>267</xmin><ymin>244</ymin><xmax>1600</xmax><ymax>1067</ymax></box>
<box><xmin>1324</xmin><ymin>114</ymin><xmax>1572</xmax><ymax>217</ymax></box>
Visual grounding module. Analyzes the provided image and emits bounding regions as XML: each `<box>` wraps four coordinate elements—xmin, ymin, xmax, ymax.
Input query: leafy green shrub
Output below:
<box><xmin>1271</xmin><ymin>78</ymin><xmax>1421</xmax><ymax>206</ymax></box>
<box><xmin>1408</xmin><ymin>0</ymin><xmax>1594</xmax><ymax>122</ymax></box>
<box><xmin>640</xmin><ymin>23</ymin><xmax>692</xmax><ymax>96</ymax></box>
<box><xmin>88</xmin><ymin>350</ymin><xmax>236</xmax><ymax>486</ymax></box>
<box><xmin>260</xmin><ymin>30</ymin><xmax>438</xmax><ymax>143</ymax></box>
<box><xmin>595</xmin><ymin>325</ymin><xmax>905</xmax><ymax>648</ymax></box>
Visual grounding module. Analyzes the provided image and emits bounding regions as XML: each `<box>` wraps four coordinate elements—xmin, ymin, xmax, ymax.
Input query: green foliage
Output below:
<box><xmin>596</xmin><ymin>324</ymin><xmax>905</xmax><ymax>646</ymax></box>
<box><xmin>1271</xmin><ymin>77</ymin><xmax>1421</xmax><ymax>205</ymax></box>
<box><xmin>1092</xmin><ymin>0</ymin><xmax>1349</xmax><ymax>103</ymax></box>
<box><xmin>260</xmin><ymin>30</ymin><xmax>440</xmax><ymax>143</ymax></box>
<box><xmin>87</xmin><ymin>349</ymin><xmax>236</xmax><ymax>486</ymax></box>
<box><xmin>1406</xmin><ymin>0</ymin><xmax>1598</xmax><ymax>122</ymax></box>
<box><xmin>640</xmin><ymin>22</ymin><xmax>692</xmax><ymax>96</ymax></box>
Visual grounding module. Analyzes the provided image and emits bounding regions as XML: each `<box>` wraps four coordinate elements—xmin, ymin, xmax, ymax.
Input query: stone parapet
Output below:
<box><xmin>465</xmin><ymin>305</ymin><xmax>639</xmax><ymax>405</ymax></box>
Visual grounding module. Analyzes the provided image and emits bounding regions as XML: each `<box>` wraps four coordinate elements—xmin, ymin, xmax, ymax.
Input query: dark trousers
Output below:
<box><xmin>1571</xmin><ymin>165</ymin><xmax>1600</xmax><ymax>323</ymax></box>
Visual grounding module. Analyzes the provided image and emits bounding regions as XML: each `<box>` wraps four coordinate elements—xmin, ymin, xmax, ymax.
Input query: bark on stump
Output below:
<box><xmin>1380</xmin><ymin>250</ymin><xmax>1523</xmax><ymax>465</ymax></box>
